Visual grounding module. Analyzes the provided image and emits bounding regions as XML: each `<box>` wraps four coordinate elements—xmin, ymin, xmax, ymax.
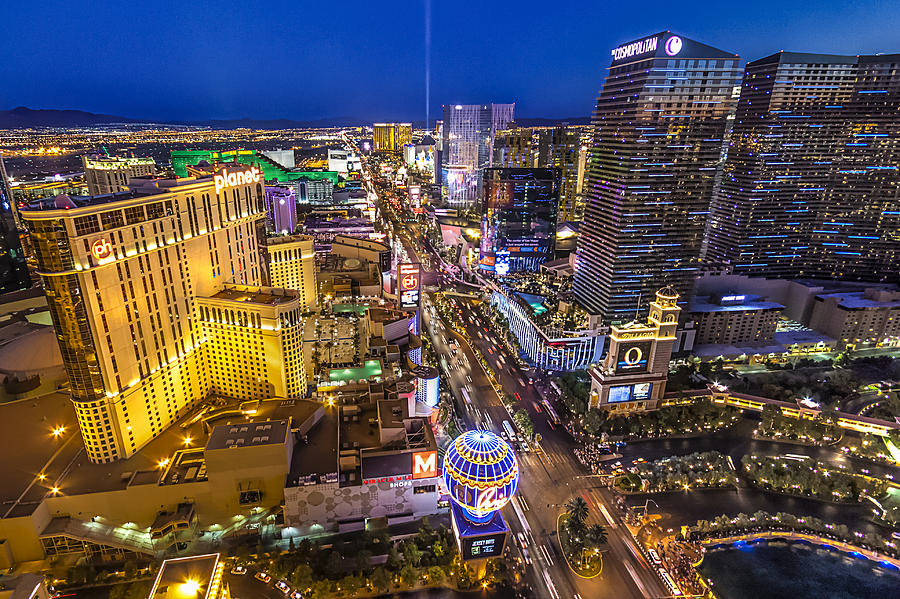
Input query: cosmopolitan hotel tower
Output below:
<box><xmin>704</xmin><ymin>52</ymin><xmax>900</xmax><ymax>281</ymax></box>
<box><xmin>574</xmin><ymin>32</ymin><xmax>742</xmax><ymax>323</ymax></box>
<box><xmin>19</xmin><ymin>167</ymin><xmax>313</xmax><ymax>464</ymax></box>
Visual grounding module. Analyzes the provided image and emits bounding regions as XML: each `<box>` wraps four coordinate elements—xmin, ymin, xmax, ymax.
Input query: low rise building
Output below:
<box><xmin>688</xmin><ymin>294</ymin><xmax>783</xmax><ymax>346</ymax></box>
<box><xmin>82</xmin><ymin>154</ymin><xmax>156</xmax><ymax>195</ymax></box>
<box><xmin>490</xmin><ymin>288</ymin><xmax>605</xmax><ymax>371</ymax></box>
<box><xmin>148</xmin><ymin>554</ymin><xmax>229</xmax><ymax>599</ymax></box>
<box><xmin>589</xmin><ymin>287</ymin><xmax>681</xmax><ymax>413</ymax></box>
<box><xmin>809</xmin><ymin>288</ymin><xmax>900</xmax><ymax>350</ymax></box>
<box><xmin>283</xmin><ymin>398</ymin><xmax>441</xmax><ymax>534</ymax></box>
<box><xmin>264</xmin><ymin>186</ymin><xmax>297</xmax><ymax>234</ymax></box>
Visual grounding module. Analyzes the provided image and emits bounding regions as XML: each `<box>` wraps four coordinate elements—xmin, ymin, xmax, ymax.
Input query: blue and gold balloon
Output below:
<box><xmin>442</xmin><ymin>430</ymin><xmax>519</xmax><ymax>523</ymax></box>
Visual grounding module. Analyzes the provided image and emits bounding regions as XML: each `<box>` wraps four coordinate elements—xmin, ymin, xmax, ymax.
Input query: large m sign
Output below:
<box><xmin>412</xmin><ymin>450</ymin><xmax>437</xmax><ymax>479</ymax></box>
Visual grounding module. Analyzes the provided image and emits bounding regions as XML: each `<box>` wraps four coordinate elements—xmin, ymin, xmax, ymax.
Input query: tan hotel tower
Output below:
<box><xmin>20</xmin><ymin>167</ymin><xmax>292</xmax><ymax>463</ymax></box>
<box><xmin>588</xmin><ymin>287</ymin><xmax>681</xmax><ymax>413</ymax></box>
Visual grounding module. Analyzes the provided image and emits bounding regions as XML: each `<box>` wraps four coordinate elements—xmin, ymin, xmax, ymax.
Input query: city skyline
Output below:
<box><xmin>2</xmin><ymin>4</ymin><xmax>900</xmax><ymax>599</ymax></box>
<box><xmin>1</xmin><ymin>1</ymin><xmax>897</xmax><ymax>122</ymax></box>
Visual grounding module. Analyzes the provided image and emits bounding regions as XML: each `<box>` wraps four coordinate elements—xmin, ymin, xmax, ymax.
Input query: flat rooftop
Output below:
<box><xmin>206</xmin><ymin>420</ymin><xmax>289</xmax><ymax>451</ymax></box>
<box><xmin>206</xmin><ymin>285</ymin><xmax>299</xmax><ymax>306</ymax></box>
<box><xmin>150</xmin><ymin>554</ymin><xmax>220</xmax><ymax>599</ymax></box>
<box><xmin>327</xmin><ymin>359</ymin><xmax>383</xmax><ymax>382</ymax></box>
<box><xmin>0</xmin><ymin>394</ymin><xmax>320</xmax><ymax>519</ymax></box>
<box><xmin>286</xmin><ymin>407</ymin><xmax>338</xmax><ymax>485</ymax></box>
<box><xmin>689</xmin><ymin>296</ymin><xmax>784</xmax><ymax>313</ymax></box>
<box><xmin>817</xmin><ymin>291</ymin><xmax>900</xmax><ymax>309</ymax></box>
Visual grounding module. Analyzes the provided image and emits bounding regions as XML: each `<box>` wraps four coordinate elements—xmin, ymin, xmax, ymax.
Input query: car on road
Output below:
<box><xmin>290</xmin><ymin>592</ymin><xmax>304</xmax><ymax>599</ymax></box>
<box><xmin>648</xmin><ymin>548</ymin><xmax>662</xmax><ymax>565</ymax></box>
<box><xmin>517</xmin><ymin>532</ymin><xmax>527</xmax><ymax>549</ymax></box>
<box><xmin>521</xmin><ymin>547</ymin><xmax>532</xmax><ymax>565</ymax></box>
<box><xmin>254</xmin><ymin>572</ymin><xmax>272</xmax><ymax>584</ymax></box>
<box><xmin>230</xmin><ymin>565</ymin><xmax>248</xmax><ymax>576</ymax></box>
<box><xmin>275</xmin><ymin>581</ymin><xmax>291</xmax><ymax>595</ymax></box>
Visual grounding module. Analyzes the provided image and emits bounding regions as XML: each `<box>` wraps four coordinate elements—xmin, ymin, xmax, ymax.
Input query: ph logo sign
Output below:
<box><xmin>91</xmin><ymin>238</ymin><xmax>113</xmax><ymax>260</ymax></box>
<box><xmin>412</xmin><ymin>450</ymin><xmax>437</xmax><ymax>479</ymax></box>
<box><xmin>402</xmin><ymin>272</ymin><xmax>419</xmax><ymax>291</ymax></box>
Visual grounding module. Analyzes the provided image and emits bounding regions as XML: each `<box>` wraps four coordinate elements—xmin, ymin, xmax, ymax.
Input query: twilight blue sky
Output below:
<box><xmin>1</xmin><ymin>0</ymin><xmax>898</xmax><ymax>122</ymax></box>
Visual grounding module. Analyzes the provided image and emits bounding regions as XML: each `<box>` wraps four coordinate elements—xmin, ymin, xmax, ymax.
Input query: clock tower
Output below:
<box><xmin>588</xmin><ymin>287</ymin><xmax>681</xmax><ymax>412</ymax></box>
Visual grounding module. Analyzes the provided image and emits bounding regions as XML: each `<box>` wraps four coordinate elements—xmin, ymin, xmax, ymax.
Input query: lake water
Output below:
<box><xmin>700</xmin><ymin>539</ymin><xmax>900</xmax><ymax>599</ymax></box>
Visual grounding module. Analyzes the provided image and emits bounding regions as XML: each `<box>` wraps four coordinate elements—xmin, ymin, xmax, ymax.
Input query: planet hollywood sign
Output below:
<box><xmin>214</xmin><ymin>166</ymin><xmax>262</xmax><ymax>194</ymax></box>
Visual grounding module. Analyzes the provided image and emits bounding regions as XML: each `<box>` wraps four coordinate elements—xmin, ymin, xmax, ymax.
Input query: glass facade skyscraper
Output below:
<box><xmin>441</xmin><ymin>103</ymin><xmax>515</xmax><ymax>207</ymax></box>
<box><xmin>479</xmin><ymin>168</ymin><xmax>560</xmax><ymax>274</ymax></box>
<box><xmin>574</xmin><ymin>32</ymin><xmax>742</xmax><ymax>322</ymax></box>
<box><xmin>0</xmin><ymin>154</ymin><xmax>30</xmax><ymax>294</ymax></box>
<box><xmin>704</xmin><ymin>52</ymin><xmax>900</xmax><ymax>282</ymax></box>
<box><xmin>493</xmin><ymin>126</ymin><xmax>582</xmax><ymax>223</ymax></box>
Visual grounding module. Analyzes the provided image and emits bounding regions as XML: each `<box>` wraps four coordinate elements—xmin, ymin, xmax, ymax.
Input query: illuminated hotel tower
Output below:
<box><xmin>441</xmin><ymin>103</ymin><xmax>515</xmax><ymax>206</ymax></box>
<box><xmin>21</xmin><ymin>168</ymin><xmax>268</xmax><ymax>463</ymax></box>
<box><xmin>574</xmin><ymin>32</ymin><xmax>741</xmax><ymax>322</ymax></box>
<box><xmin>704</xmin><ymin>51</ymin><xmax>900</xmax><ymax>281</ymax></box>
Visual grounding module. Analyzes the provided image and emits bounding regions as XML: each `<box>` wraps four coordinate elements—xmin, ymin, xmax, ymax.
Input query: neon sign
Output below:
<box><xmin>475</xmin><ymin>486</ymin><xmax>509</xmax><ymax>514</ymax></box>
<box><xmin>413</xmin><ymin>450</ymin><xmax>437</xmax><ymax>479</ymax></box>
<box><xmin>214</xmin><ymin>167</ymin><xmax>261</xmax><ymax>194</ymax></box>
<box><xmin>91</xmin><ymin>238</ymin><xmax>113</xmax><ymax>260</ymax></box>
<box><xmin>611</xmin><ymin>35</ymin><xmax>659</xmax><ymax>62</ymax></box>
<box><xmin>665</xmin><ymin>35</ymin><xmax>683</xmax><ymax>56</ymax></box>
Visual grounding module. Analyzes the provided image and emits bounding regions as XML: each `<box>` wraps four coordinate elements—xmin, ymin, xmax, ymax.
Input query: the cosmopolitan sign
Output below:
<box><xmin>214</xmin><ymin>167</ymin><xmax>261</xmax><ymax>194</ymax></box>
<box><xmin>611</xmin><ymin>35</ymin><xmax>659</xmax><ymax>62</ymax></box>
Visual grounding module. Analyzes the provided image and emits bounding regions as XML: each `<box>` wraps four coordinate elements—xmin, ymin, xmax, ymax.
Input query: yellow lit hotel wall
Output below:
<box><xmin>267</xmin><ymin>235</ymin><xmax>317</xmax><ymax>308</ymax></box>
<box><xmin>197</xmin><ymin>286</ymin><xmax>308</xmax><ymax>400</ymax></box>
<box><xmin>22</xmin><ymin>173</ymin><xmax>267</xmax><ymax>463</ymax></box>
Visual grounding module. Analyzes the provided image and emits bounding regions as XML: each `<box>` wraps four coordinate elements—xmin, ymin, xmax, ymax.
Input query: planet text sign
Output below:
<box><xmin>214</xmin><ymin>167</ymin><xmax>262</xmax><ymax>194</ymax></box>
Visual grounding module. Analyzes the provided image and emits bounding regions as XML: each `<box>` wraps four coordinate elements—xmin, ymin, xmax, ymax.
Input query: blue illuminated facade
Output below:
<box><xmin>574</xmin><ymin>32</ymin><xmax>742</xmax><ymax>322</ymax></box>
<box><xmin>479</xmin><ymin>168</ymin><xmax>560</xmax><ymax>273</ymax></box>
<box><xmin>705</xmin><ymin>52</ymin><xmax>900</xmax><ymax>282</ymax></box>
<box><xmin>442</xmin><ymin>430</ymin><xmax>519</xmax><ymax>524</ymax></box>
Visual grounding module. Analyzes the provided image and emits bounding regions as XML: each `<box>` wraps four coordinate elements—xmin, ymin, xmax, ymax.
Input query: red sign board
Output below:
<box><xmin>413</xmin><ymin>450</ymin><xmax>438</xmax><ymax>479</ymax></box>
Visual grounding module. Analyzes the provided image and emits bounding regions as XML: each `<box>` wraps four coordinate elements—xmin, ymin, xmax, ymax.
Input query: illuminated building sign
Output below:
<box><xmin>399</xmin><ymin>263</ymin><xmax>421</xmax><ymax>308</ymax></box>
<box><xmin>665</xmin><ymin>35</ymin><xmax>683</xmax><ymax>56</ymax></box>
<box><xmin>91</xmin><ymin>237</ymin><xmax>113</xmax><ymax>260</ymax></box>
<box><xmin>611</xmin><ymin>35</ymin><xmax>659</xmax><ymax>62</ymax></box>
<box><xmin>362</xmin><ymin>474</ymin><xmax>412</xmax><ymax>485</ymax></box>
<box><xmin>413</xmin><ymin>450</ymin><xmax>438</xmax><ymax>479</ymax></box>
<box><xmin>614</xmin><ymin>340</ymin><xmax>652</xmax><ymax>374</ymax></box>
<box><xmin>462</xmin><ymin>533</ymin><xmax>506</xmax><ymax>559</ymax></box>
<box><xmin>214</xmin><ymin>167</ymin><xmax>262</xmax><ymax>194</ymax></box>
<box><xmin>608</xmin><ymin>382</ymin><xmax>653</xmax><ymax>404</ymax></box>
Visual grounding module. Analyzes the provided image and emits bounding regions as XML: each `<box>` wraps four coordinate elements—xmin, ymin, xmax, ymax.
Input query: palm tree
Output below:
<box><xmin>565</xmin><ymin>496</ymin><xmax>589</xmax><ymax>523</ymax></box>
<box><xmin>586</xmin><ymin>524</ymin><xmax>608</xmax><ymax>546</ymax></box>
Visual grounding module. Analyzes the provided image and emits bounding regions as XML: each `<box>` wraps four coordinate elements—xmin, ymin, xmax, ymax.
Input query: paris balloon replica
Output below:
<box><xmin>442</xmin><ymin>429</ymin><xmax>519</xmax><ymax>571</ymax></box>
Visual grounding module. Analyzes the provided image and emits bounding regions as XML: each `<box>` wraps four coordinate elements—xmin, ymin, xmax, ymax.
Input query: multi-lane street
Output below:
<box><xmin>423</xmin><ymin>297</ymin><xmax>671</xmax><ymax>599</ymax></box>
<box><xmin>361</xmin><ymin>148</ymin><xmax>674</xmax><ymax>598</ymax></box>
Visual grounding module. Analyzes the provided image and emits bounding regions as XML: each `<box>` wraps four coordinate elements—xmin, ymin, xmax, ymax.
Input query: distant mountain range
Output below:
<box><xmin>0</xmin><ymin>106</ymin><xmax>590</xmax><ymax>130</ymax></box>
